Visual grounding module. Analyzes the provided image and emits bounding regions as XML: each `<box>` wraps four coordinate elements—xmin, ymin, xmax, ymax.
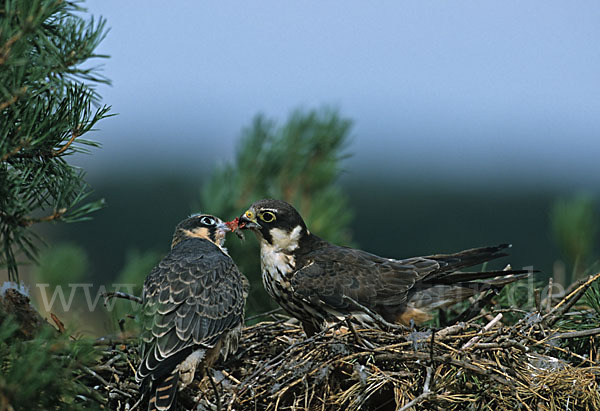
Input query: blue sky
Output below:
<box><xmin>80</xmin><ymin>1</ymin><xmax>600</xmax><ymax>188</ymax></box>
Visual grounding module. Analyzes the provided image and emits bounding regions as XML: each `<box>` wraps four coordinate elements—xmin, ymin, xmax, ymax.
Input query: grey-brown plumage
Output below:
<box><xmin>238</xmin><ymin>199</ymin><xmax>529</xmax><ymax>336</ymax></box>
<box><xmin>136</xmin><ymin>214</ymin><xmax>248</xmax><ymax>411</ymax></box>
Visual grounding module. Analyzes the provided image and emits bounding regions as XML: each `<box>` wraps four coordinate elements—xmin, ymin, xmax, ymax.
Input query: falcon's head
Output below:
<box><xmin>171</xmin><ymin>214</ymin><xmax>235</xmax><ymax>249</ymax></box>
<box><xmin>238</xmin><ymin>199</ymin><xmax>309</xmax><ymax>251</ymax></box>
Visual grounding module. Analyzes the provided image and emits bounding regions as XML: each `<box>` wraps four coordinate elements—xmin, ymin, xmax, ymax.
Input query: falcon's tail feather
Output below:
<box><xmin>432</xmin><ymin>269</ymin><xmax>533</xmax><ymax>285</ymax></box>
<box><xmin>409</xmin><ymin>272</ymin><xmax>530</xmax><ymax>312</ymax></box>
<box><xmin>149</xmin><ymin>372</ymin><xmax>179</xmax><ymax>411</ymax></box>
<box><xmin>426</xmin><ymin>244</ymin><xmax>512</xmax><ymax>274</ymax></box>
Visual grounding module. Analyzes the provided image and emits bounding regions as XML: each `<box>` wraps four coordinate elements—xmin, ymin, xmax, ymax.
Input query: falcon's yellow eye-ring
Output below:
<box><xmin>259</xmin><ymin>211</ymin><xmax>276</xmax><ymax>223</ymax></box>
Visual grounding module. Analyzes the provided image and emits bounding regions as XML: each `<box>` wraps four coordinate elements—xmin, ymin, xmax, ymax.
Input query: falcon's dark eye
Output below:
<box><xmin>200</xmin><ymin>216</ymin><xmax>216</xmax><ymax>226</ymax></box>
<box><xmin>259</xmin><ymin>211</ymin><xmax>276</xmax><ymax>223</ymax></box>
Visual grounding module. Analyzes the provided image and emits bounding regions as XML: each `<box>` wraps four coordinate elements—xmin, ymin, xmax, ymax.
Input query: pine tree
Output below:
<box><xmin>0</xmin><ymin>0</ymin><xmax>111</xmax><ymax>282</ymax></box>
<box><xmin>201</xmin><ymin>108</ymin><xmax>354</xmax><ymax>315</ymax></box>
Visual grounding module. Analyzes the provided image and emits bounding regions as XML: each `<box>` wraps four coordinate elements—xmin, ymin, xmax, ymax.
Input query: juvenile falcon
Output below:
<box><xmin>237</xmin><ymin>199</ymin><xmax>528</xmax><ymax>336</ymax></box>
<box><xmin>136</xmin><ymin>214</ymin><xmax>248</xmax><ymax>411</ymax></box>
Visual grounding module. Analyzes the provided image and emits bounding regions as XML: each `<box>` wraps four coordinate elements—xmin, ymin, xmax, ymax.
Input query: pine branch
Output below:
<box><xmin>52</xmin><ymin>130</ymin><xmax>79</xmax><ymax>157</ymax></box>
<box><xmin>1</xmin><ymin>0</ymin><xmax>111</xmax><ymax>282</ymax></box>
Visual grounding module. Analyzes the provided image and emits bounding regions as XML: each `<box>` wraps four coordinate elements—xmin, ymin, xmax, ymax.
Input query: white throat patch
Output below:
<box><xmin>268</xmin><ymin>226</ymin><xmax>303</xmax><ymax>252</ymax></box>
<box><xmin>260</xmin><ymin>225</ymin><xmax>302</xmax><ymax>282</ymax></box>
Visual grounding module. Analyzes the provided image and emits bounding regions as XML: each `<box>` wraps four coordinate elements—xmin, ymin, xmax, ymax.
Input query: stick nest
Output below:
<box><xmin>86</xmin><ymin>274</ymin><xmax>600</xmax><ymax>411</ymax></box>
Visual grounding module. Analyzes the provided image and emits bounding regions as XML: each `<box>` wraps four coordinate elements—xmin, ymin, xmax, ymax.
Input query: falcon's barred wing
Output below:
<box><xmin>137</xmin><ymin>238</ymin><xmax>247</xmax><ymax>384</ymax></box>
<box><xmin>290</xmin><ymin>244</ymin><xmax>441</xmax><ymax>311</ymax></box>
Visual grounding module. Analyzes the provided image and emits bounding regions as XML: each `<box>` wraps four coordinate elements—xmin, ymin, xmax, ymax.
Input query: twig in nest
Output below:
<box><xmin>436</xmin><ymin>322</ymin><xmax>467</xmax><ymax>339</ymax></box>
<box><xmin>546</xmin><ymin>277</ymin><xmax>554</xmax><ymax>313</ymax></box>
<box><xmin>543</xmin><ymin>272</ymin><xmax>600</xmax><ymax>327</ymax></box>
<box><xmin>532</xmin><ymin>288</ymin><xmax>540</xmax><ymax>314</ymax></box>
<box><xmin>397</xmin><ymin>366</ymin><xmax>434</xmax><ymax>411</ymax></box>
<box><xmin>102</xmin><ymin>291</ymin><xmax>142</xmax><ymax>305</ymax></box>
<box><xmin>82</xmin><ymin>365</ymin><xmax>111</xmax><ymax>387</ymax></box>
<box><xmin>220</xmin><ymin>369</ymin><xmax>241</xmax><ymax>384</ymax></box>
<box><xmin>429</xmin><ymin>329</ymin><xmax>435</xmax><ymax>364</ymax></box>
<box><xmin>237</xmin><ymin>318</ymin><xmax>347</xmax><ymax>397</ymax></box>
<box><xmin>540</xmin><ymin>327</ymin><xmax>600</xmax><ymax>342</ymax></box>
<box><xmin>129</xmin><ymin>396</ymin><xmax>143</xmax><ymax>411</ymax></box>
<box><xmin>205</xmin><ymin>367</ymin><xmax>222</xmax><ymax>411</ymax></box>
<box><xmin>345</xmin><ymin>317</ymin><xmax>374</xmax><ymax>349</ymax></box>
<box><xmin>461</xmin><ymin>313</ymin><xmax>503</xmax><ymax>350</ymax></box>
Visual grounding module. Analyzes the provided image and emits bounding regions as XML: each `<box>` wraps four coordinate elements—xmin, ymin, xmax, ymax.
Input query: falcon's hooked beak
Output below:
<box><xmin>238</xmin><ymin>209</ymin><xmax>262</xmax><ymax>230</ymax></box>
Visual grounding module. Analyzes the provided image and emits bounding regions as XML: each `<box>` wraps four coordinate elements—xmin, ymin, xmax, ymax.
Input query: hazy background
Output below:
<box><xmin>34</xmin><ymin>1</ymin><xmax>599</xmax><ymax>332</ymax></box>
<box><xmin>76</xmin><ymin>1</ymin><xmax>600</xmax><ymax>184</ymax></box>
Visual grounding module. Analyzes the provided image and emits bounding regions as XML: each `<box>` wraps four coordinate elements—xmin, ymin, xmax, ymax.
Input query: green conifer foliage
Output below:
<box><xmin>201</xmin><ymin>108</ymin><xmax>354</xmax><ymax>315</ymax></box>
<box><xmin>0</xmin><ymin>0</ymin><xmax>111</xmax><ymax>281</ymax></box>
<box><xmin>0</xmin><ymin>316</ymin><xmax>98</xmax><ymax>410</ymax></box>
<box><xmin>550</xmin><ymin>195</ymin><xmax>598</xmax><ymax>281</ymax></box>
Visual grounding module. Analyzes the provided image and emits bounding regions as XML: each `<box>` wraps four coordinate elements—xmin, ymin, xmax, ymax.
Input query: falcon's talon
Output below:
<box><xmin>238</xmin><ymin>198</ymin><xmax>531</xmax><ymax>337</ymax></box>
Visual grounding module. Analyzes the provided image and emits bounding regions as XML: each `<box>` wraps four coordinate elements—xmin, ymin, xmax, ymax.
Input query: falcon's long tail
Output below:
<box><xmin>425</xmin><ymin>243</ymin><xmax>513</xmax><ymax>274</ymax></box>
<box><xmin>406</xmin><ymin>244</ymin><xmax>534</xmax><ymax>318</ymax></box>
<box><xmin>149</xmin><ymin>372</ymin><xmax>179</xmax><ymax>411</ymax></box>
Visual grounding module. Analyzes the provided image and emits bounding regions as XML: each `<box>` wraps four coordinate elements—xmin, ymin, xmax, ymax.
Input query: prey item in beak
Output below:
<box><xmin>225</xmin><ymin>218</ymin><xmax>239</xmax><ymax>232</ymax></box>
<box><xmin>225</xmin><ymin>218</ymin><xmax>245</xmax><ymax>240</ymax></box>
<box><xmin>239</xmin><ymin>210</ymin><xmax>262</xmax><ymax>230</ymax></box>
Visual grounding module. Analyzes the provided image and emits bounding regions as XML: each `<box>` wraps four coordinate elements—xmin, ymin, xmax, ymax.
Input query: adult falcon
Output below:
<box><xmin>136</xmin><ymin>214</ymin><xmax>248</xmax><ymax>411</ymax></box>
<box><xmin>237</xmin><ymin>199</ymin><xmax>529</xmax><ymax>336</ymax></box>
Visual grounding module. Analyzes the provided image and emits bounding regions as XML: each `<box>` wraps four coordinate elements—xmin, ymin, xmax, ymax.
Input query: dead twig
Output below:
<box><xmin>543</xmin><ymin>272</ymin><xmax>600</xmax><ymax>327</ymax></box>
<box><xmin>206</xmin><ymin>367</ymin><xmax>222</xmax><ymax>411</ymax></box>
<box><xmin>397</xmin><ymin>366</ymin><xmax>434</xmax><ymax>411</ymax></box>
<box><xmin>540</xmin><ymin>327</ymin><xmax>600</xmax><ymax>343</ymax></box>
<box><xmin>102</xmin><ymin>291</ymin><xmax>143</xmax><ymax>305</ymax></box>
<box><xmin>345</xmin><ymin>317</ymin><xmax>374</xmax><ymax>349</ymax></box>
<box><xmin>461</xmin><ymin>313</ymin><xmax>503</xmax><ymax>350</ymax></box>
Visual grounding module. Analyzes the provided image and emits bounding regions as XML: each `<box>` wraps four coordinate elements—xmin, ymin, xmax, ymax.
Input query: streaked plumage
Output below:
<box><xmin>238</xmin><ymin>199</ymin><xmax>529</xmax><ymax>336</ymax></box>
<box><xmin>136</xmin><ymin>214</ymin><xmax>248</xmax><ymax>411</ymax></box>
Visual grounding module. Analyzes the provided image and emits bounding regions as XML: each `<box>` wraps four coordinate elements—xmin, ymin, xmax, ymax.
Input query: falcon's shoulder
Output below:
<box><xmin>291</xmin><ymin>242</ymin><xmax>440</xmax><ymax>310</ymax></box>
